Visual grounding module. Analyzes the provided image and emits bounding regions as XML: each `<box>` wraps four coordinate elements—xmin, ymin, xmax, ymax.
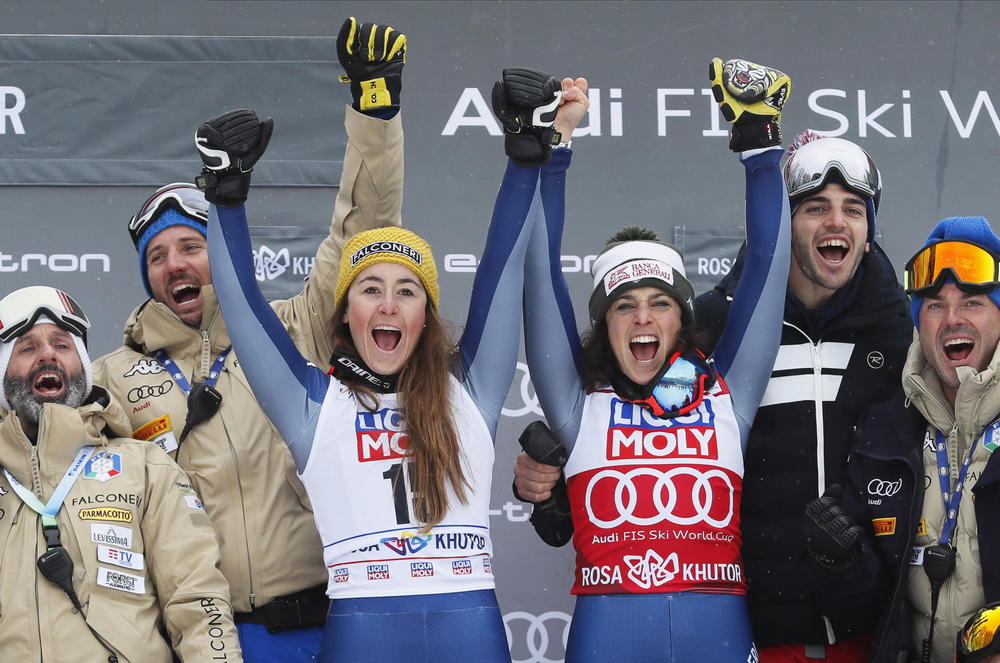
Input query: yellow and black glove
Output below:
<box><xmin>337</xmin><ymin>17</ymin><xmax>406</xmax><ymax>112</ymax></box>
<box><xmin>709</xmin><ymin>57</ymin><xmax>791</xmax><ymax>152</ymax></box>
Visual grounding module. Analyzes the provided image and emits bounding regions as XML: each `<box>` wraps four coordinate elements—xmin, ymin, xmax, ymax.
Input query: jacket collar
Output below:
<box><xmin>124</xmin><ymin>284</ymin><xmax>231</xmax><ymax>358</ymax></box>
<box><xmin>0</xmin><ymin>386</ymin><xmax>132</xmax><ymax>494</ymax></box>
<box><xmin>715</xmin><ymin>240</ymin><xmax>907</xmax><ymax>333</ymax></box>
<box><xmin>903</xmin><ymin>332</ymin><xmax>1000</xmax><ymax>442</ymax></box>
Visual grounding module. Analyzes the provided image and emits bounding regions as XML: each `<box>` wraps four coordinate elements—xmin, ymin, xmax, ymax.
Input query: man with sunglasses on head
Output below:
<box><xmin>694</xmin><ymin>132</ymin><xmax>912</xmax><ymax>661</ymax></box>
<box><xmin>92</xmin><ymin>17</ymin><xmax>405</xmax><ymax>662</ymax></box>
<box><xmin>0</xmin><ymin>286</ymin><xmax>242</xmax><ymax>662</ymax></box>
<box><xmin>804</xmin><ymin>216</ymin><xmax>1000</xmax><ymax>663</ymax></box>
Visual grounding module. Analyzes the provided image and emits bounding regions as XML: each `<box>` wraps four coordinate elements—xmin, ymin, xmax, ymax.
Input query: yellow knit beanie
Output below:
<box><xmin>336</xmin><ymin>227</ymin><xmax>439</xmax><ymax>309</ymax></box>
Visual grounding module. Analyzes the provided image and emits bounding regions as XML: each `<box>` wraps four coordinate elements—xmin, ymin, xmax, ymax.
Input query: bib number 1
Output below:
<box><xmin>381</xmin><ymin>462</ymin><xmax>412</xmax><ymax>525</ymax></box>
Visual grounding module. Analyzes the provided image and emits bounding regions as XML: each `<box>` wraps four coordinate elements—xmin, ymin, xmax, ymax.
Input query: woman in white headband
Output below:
<box><xmin>514</xmin><ymin>57</ymin><xmax>793</xmax><ymax>662</ymax></box>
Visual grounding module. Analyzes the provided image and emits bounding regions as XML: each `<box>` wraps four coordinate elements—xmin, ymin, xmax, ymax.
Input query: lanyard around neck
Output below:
<box><xmin>153</xmin><ymin>347</ymin><xmax>231</xmax><ymax>396</ymax></box>
<box><xmin>2</xmin><ymin>445</ymin><xmax>95</xmax><ymax>528</ymax></box>
<box><xmin>933</xmin><ymin>427</ymin><xmax>983</xmax><ymax>547</ymax></box>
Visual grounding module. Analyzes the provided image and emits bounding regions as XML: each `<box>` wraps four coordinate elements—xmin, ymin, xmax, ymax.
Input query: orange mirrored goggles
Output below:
<box><xmin>957</xmin><ymin>602</ymin><xmax>1000</xmax><ymax>662</ymax></box>
<box><xmin>904</xmin><ymin>240</ymin><xmax>1000</xmax><ymax>295</ymax></box>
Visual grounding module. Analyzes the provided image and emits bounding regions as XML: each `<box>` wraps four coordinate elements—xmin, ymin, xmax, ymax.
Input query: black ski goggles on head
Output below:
<box><xmin>904</xmin><ymin>239</ymin><xmax>1000</xmax><ymax>295</ymax></box>
<box><xmin>957</xmin><ymin>602</ymin><xmax>1000</xmax><ymax>663</ymax></box>
<box><xmin>128</xmin><ymin>182</ymin><xmax>209</xmax><ymax>247</ymax></box>
<box><xmin>0</xmin><ymin>286</ymin><xmax>90</xmax><ymax>343</ymax></box>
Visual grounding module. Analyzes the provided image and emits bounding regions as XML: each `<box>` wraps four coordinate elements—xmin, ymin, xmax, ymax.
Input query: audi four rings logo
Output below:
<box><xmin>504</xmin><ymin>611</ymin><xmax>571</xmax><ymax>663</ymax></box>
<box><xmin>502</xmin><ymin>362</ymin><xmax>543</xmax><ymax>418</ymax></box>
<box><xmin>867</xmin><ymin>478</ymin><xmax>902</xmax><ymax>497</ymax></box>
<box><xmin>585</xmin><ymin>467</ymin><xmax>735</xmax><ymax>528</ymax></box>
<box><xmin>127</xmin><ymin>380</ymin><xmax>173</xmax><ymax>403</ymax></box>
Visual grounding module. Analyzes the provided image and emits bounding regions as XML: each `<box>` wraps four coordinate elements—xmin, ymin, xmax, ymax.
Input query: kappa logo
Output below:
<box><xmin>253</xmin><ymin>244</ymin><xmax>291</xmax><ymax>281</ymax></box>
<box><xmin>624</xmin><ymin>549</ymin><xmax>679</xmax><ymax>589</ymax></box>
<box><xmin>867</xmin><ymin>478</ymin><xmax>902</xmax><ymax>497</ymax></box>
<box><xmin>381</xmin><ymin>531</ymin><xmax>430</xmax><ymax>556</ymax></box>
<box><xmin>84</xmin><ymin>451</ymin><xmax>123</xmax><ymax>482</ymax></box>
<box><xmin>123</xmin><ymin>358</ymin><xmax>164</xmax><ymax>378</ymax></box>
<box><xmin>127</xmin><ymin>380</ymin><xmax>173</xmax><ymax>403</ymax></box>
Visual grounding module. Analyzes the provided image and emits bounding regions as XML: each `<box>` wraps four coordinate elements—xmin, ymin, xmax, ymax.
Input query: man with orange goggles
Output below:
<box><xmin>804</xmin><ymin>216</ymin><xmax>1000</xmax><ymax>662</ymax></box>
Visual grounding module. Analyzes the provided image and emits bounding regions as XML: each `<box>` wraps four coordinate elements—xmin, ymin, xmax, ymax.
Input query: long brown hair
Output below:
<box><xmin>332</xmin><ymin>298</ymin><xmax>469</xmax><ymax>531</ymax></box>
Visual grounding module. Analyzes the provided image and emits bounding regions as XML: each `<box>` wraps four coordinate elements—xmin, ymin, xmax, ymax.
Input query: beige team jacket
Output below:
<box><xmin>94</xmin><ymin>107</ymin><xmax>403</xmax><ymax>612</ymax></box>
<box><xmin>0</xmin><ymin>389</ymin><xmax>242</xmax><ymax>663</ymax></box>
<box><xmin>902</xmin><ymin>334</ymin><xmax>1000</xmax><ymax>662</ymax></box>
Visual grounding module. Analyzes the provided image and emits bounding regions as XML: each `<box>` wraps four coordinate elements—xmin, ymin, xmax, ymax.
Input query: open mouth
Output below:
<box><xmin>171</xmin><ymin>283</ymin><xmax>201</xmax><ymax>307</ymax></box>
<box><xmin>944</xmin><ymin>337</ymin><xmax>975</xmax><ymax>362</ymax></box>
<box><xmin>372</xmin><ymin>325</ymin><xmax>402</xmax><ymax>352</ymax></box>
<box><xmin>33</xmin><ymin>371</ymin><xmax>65</xmax><ymax>398</ymax></box>
<box><xmin>630</xmin><ymin>335</ymin><xmax>660</xmax><ymax>362</ymax></box>
<box><xmin>817</xmin><ymin>239</ymin><xmax>849</xmax><ymax>264</ymax></box>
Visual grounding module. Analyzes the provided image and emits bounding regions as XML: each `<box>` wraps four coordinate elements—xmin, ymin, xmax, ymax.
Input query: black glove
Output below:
<box><xmin>336</xmin><ymin>17</ymin><xmax>406</xmax><ymax>112</ymax></box>
<box><xmin>803</xmin><ymin>484</ymin><xmax>863</xmax><ymax>572</ymax></box>
<box><xmin>514</xmin><ymin>421</ymin><xmax>573</xmax><ymax>547</ymax></box>
<box><xmin>491</xmin><ymin>68</ymin><xmax>562</xmax><ymax>167</ymax></box>
<box><xmin>195</xmin><ymin>108</ymin><xmax>273</xmax><ymax>206</ymax></box>
<box><xmin>709</xmin><ymin>57</ymin><xmax>791</xmax><ymax>152</ymax></box>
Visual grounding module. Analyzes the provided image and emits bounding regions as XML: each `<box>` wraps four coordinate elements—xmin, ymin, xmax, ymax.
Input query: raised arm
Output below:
<box><xmin>704</xmin><ymin>58</ymin><xmax>792</xmax><ymax>447</ymax></box>
<box><xmin>197</xmin><ymin>109</ymin><xmax>328</xmax><ymax>471</ymax></box>
<box><xmin>521</xmin><ymin>77</ymin><xmax>590</xmax><ymax>450</ymax></box>
<box><xmin>275</xmin><ymin>19</ymin><xmax>407</xmax><ymax>366</ymax></box>
<box><xmin>457</xmin><ymin>68</ymin><xmax>571</xmax><ymax>437</ymax></box>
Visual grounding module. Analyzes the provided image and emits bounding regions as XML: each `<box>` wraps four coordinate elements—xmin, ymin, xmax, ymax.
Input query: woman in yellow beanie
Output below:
<box><xmin>204</xmin><ymin>73</ymin><xmax>590</xmax><ymax>661</ymax></box>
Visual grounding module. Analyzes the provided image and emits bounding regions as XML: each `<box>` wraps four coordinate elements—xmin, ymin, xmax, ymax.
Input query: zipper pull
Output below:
<box><xmin>249</xmin><ymin>593</ymin><xmax>256</xmax><ymax>609</ymax></box>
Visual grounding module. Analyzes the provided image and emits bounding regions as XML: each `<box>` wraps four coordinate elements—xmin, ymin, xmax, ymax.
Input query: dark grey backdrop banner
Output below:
<box><xmin>0</xmin><ymin>35</ymin><xmax>346</xmax><ymax>185</ymax></box>
<box><xmin>3</xmin><ymin>2</ymin><xmax>1000</xmax><ymax>661</ymax></box>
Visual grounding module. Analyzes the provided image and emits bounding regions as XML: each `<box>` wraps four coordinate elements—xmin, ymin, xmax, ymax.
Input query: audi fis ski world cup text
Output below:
<box><xmin>443</xmin><ymin>85</ymin><xmax>1000</xmax><ymax>139</ymax></box>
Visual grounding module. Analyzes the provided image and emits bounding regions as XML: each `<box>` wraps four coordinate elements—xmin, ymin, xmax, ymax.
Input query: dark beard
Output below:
<box><xmin>4</xmin><ymin>363</ymin><xmax>88</xmax><ymax>430</ymax></box>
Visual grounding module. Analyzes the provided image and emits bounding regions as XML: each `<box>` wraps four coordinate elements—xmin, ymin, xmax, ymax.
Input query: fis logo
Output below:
<box><xmin>410</xmin><ymin>561</ymin><xmax>434</xmax><ymax>577</ymax></box>
<box><xmin>606</xmin><ymin>398</ymin><xmax>719</xmax><ymax>461</ymax></box>
<box><xmin>333</xmin><ymin>568</ymin><xmax>349</xmax><ymax>584</ymax></box>
<box><xmin>356</xmin><ymin>408</ymin><xmax>409</xmax><ymax>462</ymax></box>
<box><xmin>367</xmin><ymin>564</ymin><xmax>390</xmax><ymax>580</ymax></box>
<box><xmin>452</xmin><ymin>559</ymin><xmax>473</xmax><ymax>575</ymax></box>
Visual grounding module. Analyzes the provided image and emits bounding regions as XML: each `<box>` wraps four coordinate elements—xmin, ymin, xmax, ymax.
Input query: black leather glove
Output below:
<box><xmin>803</xmin><ymin>484</ymin><xmax>863</xmax><ymax>572</ymax></box>
<box><xmin>709</xmin><ymin>57</ymin><xmax>791</xmax><ymax>152</ymax></box>
<box><xmin>491</xmin><ymin>68</ymin><xmax>562</xmax><ymax>167</ymax></box>
<box><xmin>336</xmin><ymin>17</ymin><xmax>406</xmax><ymax>112</ymax></box>
<box><xmin>514</xmin><ymin>421</ymin><xmax>573</xmax><ymax>548</ymax></box>
<box><xmin>195</xmin><ymin>108</ymin><xmax>273</xmax><ymax>206</ymax></box>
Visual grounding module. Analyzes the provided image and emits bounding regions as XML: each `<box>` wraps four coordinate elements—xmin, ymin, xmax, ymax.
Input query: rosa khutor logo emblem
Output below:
<box><xmin>253</xmin><ymin>244</ymin><xmax>291</xmax><ymax>281</ymax></box>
